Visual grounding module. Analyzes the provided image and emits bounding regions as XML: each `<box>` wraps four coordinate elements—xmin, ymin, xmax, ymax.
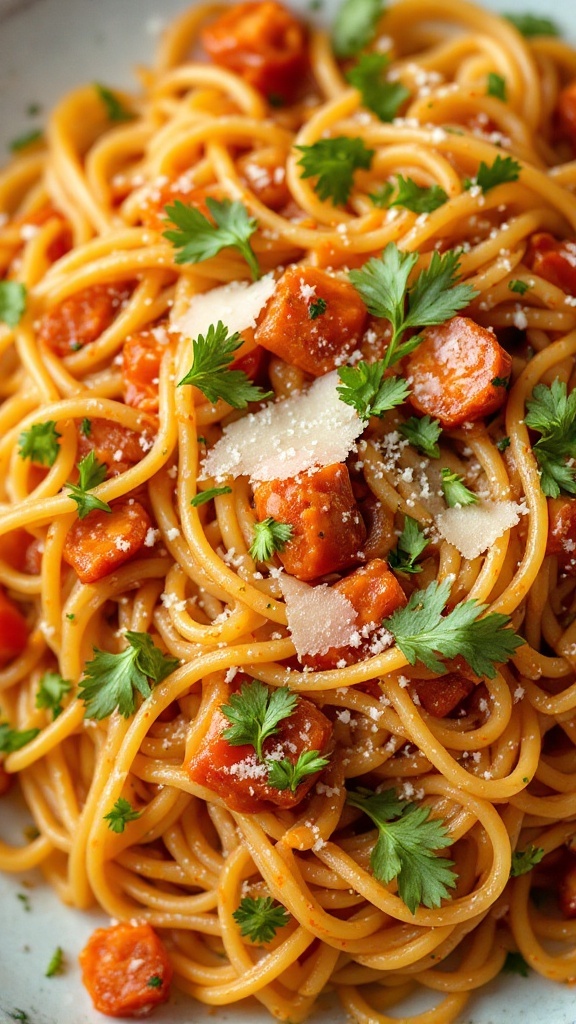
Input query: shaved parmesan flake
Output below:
<box><xmin>172</xmin><ymin>274</ymin><xmax>276</xmax><ymax>340</ymax></box>
<box><xmin>201</xmin><ymin>371</ymin><xmax>363</xmax><ymax>482</ymax></box>
<box><xmin>435</xmin><ymin>500</ymin><xmax>525</xmax><ymax>560</ymax></box>
<box><xmin>280</xmin><ymin>574</ymin><xmax>358</xmax><ymax>658</ymax></box>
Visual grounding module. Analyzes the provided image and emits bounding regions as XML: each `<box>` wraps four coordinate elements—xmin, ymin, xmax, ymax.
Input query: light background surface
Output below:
<box><xmin>0</xmin><ymin>0</ymin><xmax>575</xmax><ymax>1021</ymax></box>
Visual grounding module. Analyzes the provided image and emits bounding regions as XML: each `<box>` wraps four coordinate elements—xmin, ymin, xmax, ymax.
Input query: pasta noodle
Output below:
<box><xmin>1</xmin><ymin>0</ymin><xmax>576</xmax><ymax>1020</ymax></box>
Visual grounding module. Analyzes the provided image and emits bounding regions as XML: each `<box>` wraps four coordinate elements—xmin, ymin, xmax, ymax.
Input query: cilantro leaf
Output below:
<box><xmin>487</xmin><ymin>72</ymin><xmax>507</xmax><ymax>101</ymax></box>
<box><xmin>232</xmin><ymin>896</ymin><xmax>290</xmax><ymax>944</ymax></box>
<box><xmin>388</xmin><ymin>517</ymin><xmax>428</xmax><ymax>575</ymax></box>
<box><xmin>249</xmin><ymin>517</ymin><xmax>294</xmax><ymax>562</ymax></box>
<box><xmin>191</xmin><ymin>486</ymin><xmax>232</xmax><ymax>507</ymax></box>
<box><xmin>45</xmin><ymin>947</ymin><xmax>64</xmax><ymax>978</ymax></box>
<box><xmin>332</xmin><ymin>0</ymin><xmax>385</xmax><ymax>57</ymax></box>
<box><xmin>309</xmin><ymin>297</ymin><xmax>327</xmax><ymax>319</ymax></box>
<box><xmin>94</xmin><ymin>83</ymin><xmax>135</xmax><ymax>122</ymax></box>
<box><xmin>502</xmin><ymin>951</ymin><xmax>530</xmax><ymax>976</ymax></box>
<box><xmin>221</xmin><ymin>679</ymin><xmax>298</xmax><ymax>761</ymax></box>
<box><xmin>104</xmin><ymin>797</ymin><xmax>142</xmax><ymax>833</ymax></box>
<box><xmin>0</xmin><ymin>723</ymin><xmax>40</xmax><ymax>752</ymax></box>
<box><xmin>465</xmin><ymin>155</ymin><xmax>521</xmax><ymax>193</ymax></box>
<box><xmin>349</xmin><ymin>244</ymin><xmax>477</xmax><ymax>366</ymax></box>
<box><xmin>441</xmin><ymin>467</ymin><xmax>478</xmax><ymax>507</ymax></box>
<box><xmin>336</xmin><ymin>362</ymin><xmax>411</xmax><ymax>419</ymax></box>
<box><xmin>35</xmin><ymin>671</ymin><xmax>72</xmax><ymax>720</ymax></box>
<box><xmin>164</xmin><ymin>197</ymin><xmax>260</xmax><ymax>280</ymax></box>
<box><xmin>78</xmin><ymin>631</ymin><xmax>179</xmax><ymax>720</ymax></box>
<box><xmin>346</xmin><ymin>787</ymin><xmax>457</xmax><ymax>914</ymax></box>
<box><xmin>66</xmin><ymin>450</ymin><xmax>111</xmax><ymax>519</ymax></box>
<box><xmin>382</xmin><ymin>577</ymin><xmax>524</xmax><ymax>677</ymax></box>
<box><xmin>399</xmin><ymin>414</ymin><xmax>442</xmax><ymax>458</ymax></box>
<box><xmin>178</xmin><ymin>321</ymin><xmax>272</xmax><ymax>408</ymax></box>
<box><xmin>509</xmin><ymin>279</ymin><xmax>529</xmax><ymax>296</ymax></box>
<box><xmin>389</xmin><ymin>175</ymin><xmax>448</xmax><ymax>214</ymax></box>
<box><xmin>0</xmin><ymin>281</ymin><xmax>27</xmax><ymax>327</ymax></box>
<box><xmin>510</xmin><ymin>844</ymin><xmax>545</xmax><ymax>877</ymax></box>
<box><xmin>296</xmin><ymin>137</ymin><xmax>374</xmax><ymax>206</ymax></box>
<box><xmin>524</xmin><ymin>379</ymin><xmax>576</xmax><ymax>497</ymax></box>
<box><xmin>266</xmin><ymin>750</ymin><xmax>330</xmax><ymax>792</ymax></box>
<box><xmin>346</xmin><ymin>54</ymin><xmax>410</xmax><ymax>123</ymax></box>
<box><xmin>369</xmin><ymin>182</ymin><xmax>395</xmax><ymax>208</ymax></box>
<box><xmin>18</xmin><ymin>421</ymin><xmax>61</xmax><ymax>467</ymax></box>
<box><xmin>504</xmin><ymin>13</ymin><xmax>560</xmax><ymax>37</ymax></box>
<box><xmin>9</xmin><ymin>129</ymin><xmax>43</xmax><ymax>153</ymax></box>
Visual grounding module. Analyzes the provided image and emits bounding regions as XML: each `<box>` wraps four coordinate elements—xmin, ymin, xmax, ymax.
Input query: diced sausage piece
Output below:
<box><xmin>559</xmin><ymin>856</ymin><xmax>576</xmax><ymax>918</ymax></box>
<box><xmin>253</xmin><ymin>463</ymin><xmax>367</xmax><ymax>580</ymax></box>
<box><xmin>255</xmin><ymin>265</ymin><xmax>367</xmax><ymax>376</ymax></box>
<box><xmin>302</xmin><ymin>559</ymin><xmax>406</xmax><ymax>670</ymax></box>
<box><xmin>237</xmin><ymin>147</ymin><xmax>290</xmax><ymax>210</ymax></box>
<box><xmin>38</xmin><ymin>284</ymin><xmax>132</xmax><ymax>357</ymax></box>
<box><xmin>186</xmin><ymin>685</ymin><xmax>332</xmax><ymax>812</ymax></box>
<box><xmin>406</xmin><ymin>316</ymin><xmax>512</xmax><ymax>428</ymax></box>
<box><xmin>79</xmin><ymin>922</ymin><xmax>172</xmax><ymax>1017</ymax></box>
<box><xmin>122</xmin><ymin>330</ymin><xmax>168</xmax><ymax>414</ymax></box>
<box><xmin>0</xmin><ymin>762</ymin><xmax>13</xmax><ymax>796</ymax></box>
<box><xmin>140</xmin><ymin>182</ymin><xmax>224</xmax><ymax>232</ymax></box>
<box><xmin>202</xmin><ymin>1</ymin><xmax>307</xmax><ymax>101</ymax></box>
<box><xmin>0</xmin><ymin>589</ymin><xmax>28</xmax><ymax>664</ymax></box>
<box><xmin>63</xmin><ymin>500</ymin><xmax>151</xmax><ymax>584</ymax></box>
<box><xmin>556</xmin><ymin>81</ymin><xmax>576</xmax><ymax>150</ymax></box>
<box><xmin>547</xmin><ymin>497</ymin><xmax>576</xmax><ymax>574</ymax></box>
<box><xmin>77</xmin><ymin>418</ymin><xmax>146</xmax><ymax>477</ymax></box>
<box><xmin>411</xmin><ymin>672</ymin><xmax>475</xmax><ymax>718</ymax></box>
<box><xmin>526</xmin><ymin>232</ymin><xmax>576</xmax><ymax>295</ymax></box>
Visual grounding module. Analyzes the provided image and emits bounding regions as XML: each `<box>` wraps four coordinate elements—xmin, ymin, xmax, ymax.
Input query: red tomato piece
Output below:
<box><xmin>0</xmin><ymin>589</ymin><xmax>28</xmax><ymax>664</ymax></box>
<box><xmin>0</xmin><ymin>762</ymin><xmax>13</xmax><ymax>796</ymax></box>
<box><xmin>122</xmin><ymin>330</ymin><xmax>168</xmax><ymax>414</ymax></box>
<box><xmin>556</xmin><ymin>81</ymin><xmax>576</xmax><ymax>151</ymax></box>
<box><xmin>253</xmin><ymin>463</ymin><xmax>367</xmax><ymax>580</ymax></box>
<box><xmin>412</xmin><ymin>672</ymin><xmax>475</xmax><ymax>718</ymax></box>
<box><xmin>38</xmin><ymin>284</ymin><xmax>132</xmax><ymax>357</ymax></box>
<box><xmin>526</xmin><ymin>232</ymin><xmax>576</xmax><ymax>295</ymax></box>
<box><xmin>406</xmin><ymin>316</ymin><xmax>512</xmax><ymax>428</ymax></box>
<box><xmin>77</xmin><ymin>418</ymin><xmax>146</xmax><ymax>477</ymax></box>
<box><xmin>302</xmin><ymin>559</ymin><xmax>407</xmax><ymax>670</ymax></box>
<box><xmin>255</xmin><ymin>265</ymin><xmax>367</xmax><ymax>377</ymax></box>
<box><xmin>63</xmin><ymin>500</ymin><xmax>151</xmax><ymax>584</ymax></box>
<box><xmin>186</xmin><ymin>685</ymin><xmax>332</xmax><ymax>812</ymax></box>
<box><xmin>79</xmin><ymin>921</ymin><xmax>172</xmax><ymax>1018</ymax></box>
<box><xmin>202</xmin><ymin>1</ymin><xmax>307</xmax><ymax>101</ymax></box>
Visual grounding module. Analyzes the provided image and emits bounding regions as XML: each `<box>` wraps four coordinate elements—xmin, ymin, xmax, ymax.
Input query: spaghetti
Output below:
<box><xmin>1</xmin><ymin>0</ymin><xmax>576</xmax><ymax>1020</ymax></box>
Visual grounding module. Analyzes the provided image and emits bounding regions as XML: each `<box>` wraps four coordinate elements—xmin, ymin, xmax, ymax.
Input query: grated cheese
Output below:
<box><xmin>171</xmin><ymin>274</ymin><xmax>276</xmax><ymax>340</ymax></box>
<box><xmin>201</xmin><ymin>371</ymin><xmax>363</xmax><ymax>482</ymax></box>
<box><xmin>279</xmin><ymin>574</ymin><xmax>357</xmax><ymax>658</ymax></box>
<box><xmin>435</xmin><ymin>500</ymin><xmax>525</xmax><ymax>560</ymax></box>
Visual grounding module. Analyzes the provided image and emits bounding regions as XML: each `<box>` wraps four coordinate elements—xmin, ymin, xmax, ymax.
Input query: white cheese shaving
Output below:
<box><xmin>171</xmin><ymin>274</ymin><xmax>276</xmax><ymax>340</ymax></box>
<box><xmin>435</xmin><ymin>500</ymin><xmax>525</xmax><ymax>560</ymax></box>
<box><xmin>279</xmin><ymin>574</ymin><xmax>357</xmax><ymax>658</ymax></box>
<box><xmin>201</xmin><ymin>371</ymin><xmax>363</xmax><ymax>482</ymax></box>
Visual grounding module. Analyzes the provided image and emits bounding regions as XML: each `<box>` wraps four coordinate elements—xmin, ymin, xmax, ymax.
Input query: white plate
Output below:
<box><xmin>1</xmin><ymin>1</ymin><xmax>576</xmax><ymax>1022</ymax></box>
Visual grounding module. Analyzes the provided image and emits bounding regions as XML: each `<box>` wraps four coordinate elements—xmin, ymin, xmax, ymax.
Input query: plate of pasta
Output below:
<box><xmin>2</xmin><ymin>0</ymin><xmax>576</xmax><ymax>1022</ymax></box>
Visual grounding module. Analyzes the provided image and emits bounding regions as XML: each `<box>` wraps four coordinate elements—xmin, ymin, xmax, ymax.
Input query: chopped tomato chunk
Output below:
<box><xmin>547</xmin><ymin>497</ymin><xmax>576</xmax><ymax>574</ymax></box>
<box><xmin>253</xmin><ymin>463</ymin><xmax>366</xmax><ymax>580</ymax></box>
<box><xmin>412</xmin><ymin>672</ymin><xmax>475</xmax><ymax>718</ymax></box>
<box><xmin>202</xmin><ymin>1</ymin><xmax>307</xmax><ymax>101</ymax></box>
<box><xmin>406</xmin><ymin>316</ymin><xmax>512</xmax><ymax>428</ymax></box>
<box><xmin>0</xmin><ymin>529</ymin><xmax>36</xmax><ymax>573</ymax></box>
<box><xmin>0</xmin><ymin>762</ymin><xmax>13</xmax><ymax>796</ymax></box>
<box><xmin>556</xmin><ymin>81</ymin><xmax>576</xmax><ymax>151</ymax></box>
<box><xmin>79</xmin><ymin>921</ymin><xmax>172</xmax><ymax>1018</ymax></box>
<box><xmin>63</xmin><ymin>500</ymin><xmax>151</xmax><ymax>584</ymax></box>
<box><xmin>237</xmin><ymin>147</ymin><xmax>290</xmax><ymax>210</ymax></box>
<box><xmin>122</xmin><ymin>330</ymin><xmax>168</xmax><ymax>414</ymax></box>
<box><xmin>255</xmin><ymin>265</ymin><xmax>367</xmax><ymax>376</ymax></box>
<box><xmin>77</xmin><ymin>418</ymin><xmax>146</xmax><ymax>477</ymax></box>
<box><xmin>302</xmin><ymin>559</ymin><xmax>406</xmax><ymax>670</ymax></box>
<box><xmin>526</xmin><ymin>232</ymin><xmax>576</xmax><ymax>295</ymax></box>
<box><xmin>38</xmin><ymin>284</ymin><xmax>132</xmax><ymax>357</ymax></box>
<box><xmin>0</xmin><ymin>589</ymin><xmax>28</xmax><ymax>664</ymax></box>
<box><xmin>186</xmin><ymin>684</ymin><xmax>332</xmax><ymax>812</ymax></box>
<box><xmin>140</xmin><ymin>182</ymin><xmax>224</xmax><ymax>232</ymax></box>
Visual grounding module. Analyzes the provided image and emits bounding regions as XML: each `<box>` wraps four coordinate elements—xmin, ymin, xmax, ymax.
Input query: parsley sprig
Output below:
<box><xmin>94</xmin><ymin>83</ymin><xmax>135</xmax><ymax>122</ymax></box>
<box><xmin>441</xmin><ymin>467</ymin><xmax>478</xmax><ymax>507</ymax></box>
<box><xmin>346</xmin><ymin>787</ymin><xmax>457</xmax><ymax>914</ymax></box>
<box><xmin>66</xmin><ymin>451</ymin><xmax>111</xmax><ymax>519</ymax></box>
<box><xmin>487</xmin><ymin>72</ymin><xmax>507</xmax><ymax>100</ymax></box>
<box><xmin>336</xmin><ymin>361</ymin><xmax>410</xmax><ymax>420</ymax></box>
<box><xmin>382</xmin><ymin>577</ymin><xmax>524</xmax><ymax>677</ymax></box>
<box><xmin>221</xmin><ymin>680</ymin><xmax>297</xmax><ymax>762</ymax></box>
<box><xmin>346</xmin><ymin>54</ymin><xmax>410</xmax><ymax>123</ymax></box>
<box><xmin>0</xmin><ymin>723</ymin><xmax>39</xmax><ymax>752</ymax></box>
<box><xmin>104</xmin><ymin>797</ymin><xmax>142</xmax><ymax>833</ymax></box>
<box><xmin>164</xmin><ymin>197</ymin><xmax>261</xmax><ymax>280</ymax></box>
<box><xmin>35</xmin><ymin>671</ymin><xmax>72</xmax><ymax>720</ymax></box>
<box><xmin>0</xmin><ymin>281</ymin><xmax>27</xmax><ymax>328</ymax></box>
<box><xmin>388</xmin><ymin>517</ymin><xmax>428</xmax><ymax>575</ymax></box>
<box><xmin>191</xmin><ymin>486</ymin><xmax>232</xmax><ymax>508</ymax></box>
<box><xmin>510</xmin><ymin>844</ymin><xmax>545</xmax><ymax>877</ymax></box>
<box><xmin>78</xmin><ymin>631</ymin><xmax>179</xmax><ymax>720</ymax></box>
<box><xmin>178</xmin><ymin>321</ymin><xmax>272</xmax><ymax>408</ymax></box>
<box><xmin>18</xmin><ymin>421</ymin><xmax>61</xmax><ymax>467</ymax></box>
<box><xmin>267</xmin><ymin>750</ymin><xmax>330</xmax><ymax>792</ymax></box>
<box><xmin>45</xmin><ymin>946</ymin><xmax>64</xmax><ymax>978</ymax></box>
<box><xmin>524</xmin><ymin>379</ymin><xmax>576</xmax><ymax>497</ymax></box>
<box><xmin>233</xmin><ymin>896</ymin><xmax>291</xmax><ymax>944</ymax></box>
<box><xmin>296</xmin><ymin>137</ymin><xmax>374</xmax><ymax>206</ymax></box>
<box><xmin>249</xmin><ymin>517</ymin><xmax>294</xmax><ymax>562</ymax></box>
<box><xmin>399</xmin><ymin>414</ymin><xmax>442</xmax><ymax>458</ymax></box>
<box><xmin>504</xmin><ymin>13</ymin><xmax>560</xmax><ymax>37</ymax></box>
<box><xmin>465</xmin><ymin>155</ymin><xmax>521</xmax><ymax>193</ymax></box>
<box><xmin>332</xmin><ymin>0</ymin><xmax>385</xmax><ymax>57</ymax></box>
<box><xmin>349</xmin><ymin>244</ymin><xmax>477</xmax><ymax>368</ymax></box>
<box><xmin>389</xmin><ymin>176</ymin><xmax>448</xmax><ymax>214</ymax></box>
